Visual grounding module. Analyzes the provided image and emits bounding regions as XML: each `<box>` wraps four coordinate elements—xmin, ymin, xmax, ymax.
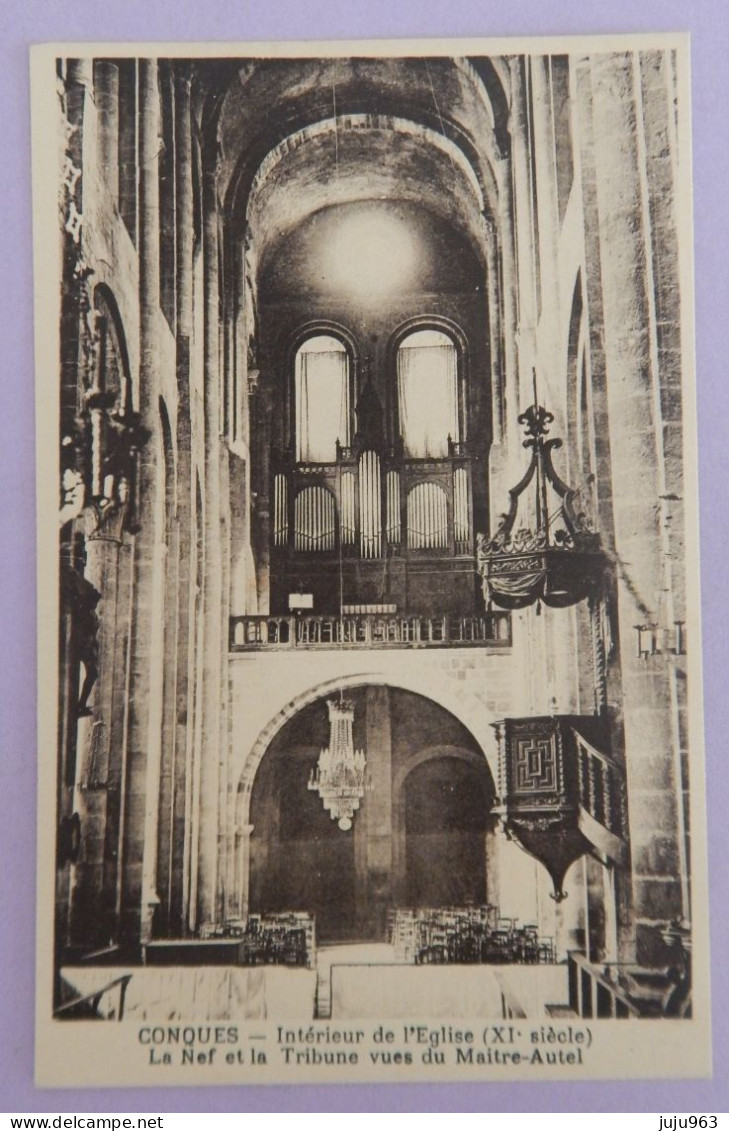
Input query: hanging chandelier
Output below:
<box><xmin>308</xmin><ymin>698</ymin><xmax>368</xmax><ymax>831</ymax></box>
<box><xmin>477</xmin><ymin>375</ymin><xmax>604</xmax><ymax>612</ymax></box>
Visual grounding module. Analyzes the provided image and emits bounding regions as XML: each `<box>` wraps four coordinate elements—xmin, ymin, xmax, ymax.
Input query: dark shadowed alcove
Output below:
<box><xmin>403</xmin><ymin>755</ymin><xmax>491</xmax><ymax>908</ymax></box>
<box><xmin>248</xmin><ymin>685</ymin><xmax>495</xmax><ymax>943</ymax></box>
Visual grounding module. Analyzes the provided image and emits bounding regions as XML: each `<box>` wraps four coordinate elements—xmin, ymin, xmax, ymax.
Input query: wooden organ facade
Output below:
<box><xmin>267</xmin><ymin>324</ymin><xmax>486</xmax><ymax>618</ymax></box>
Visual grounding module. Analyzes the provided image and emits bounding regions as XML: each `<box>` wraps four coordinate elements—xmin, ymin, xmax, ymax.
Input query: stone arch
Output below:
<box><xmin>388</xmin><ymin>313</ymin><xmax>470</xmax><ymax>358</ymax></box>
<box><xmin>214</xmin><ymin>56</ymin><xmax>508</xmax><ymax>221</ymax></box>
<box><xmin>93</xmin><ymin>283</ymin><xmax>132</xmax><ymax>412</ymax></box>
<box><xmin>237</xmin><ymin>682</ymin><xmax>499</xmax><ymax>932</ymax></box>
<box><xmin>391</xmin><ymin>742</ymin><xmax>496</xmax><ymax>905</ymax></box>
<box><xmin>246</xmin><ymin>115</ymin><xmax>481</xmax><ymax>214</ymax></box>
<box><xmin>242</xmin><ymin>114</ymin><xmax>490</xmax><ymax>271</ymax></box>
<box><xmin>461</xmin><ymin>56</ymin><xmax>511</xmax><ymax>155</ymax></box>
<box><xmin>393</xmin><ymin>741</ymin><xmax>488</xmax><ymax>799</ymax></box>
<box><xmin>287</xmin><ymin>319</ymin><xmax>360</xmax><ymax>364</ymax></box>
<box><xmin>236</xmin><ymin>669</ymin><xmax>500</xmax><ymax>810</ymax></box>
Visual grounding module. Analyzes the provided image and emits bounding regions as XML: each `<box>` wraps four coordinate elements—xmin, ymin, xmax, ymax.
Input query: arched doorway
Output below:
<box><xmin>247</xmin><ymin>684</ymin><xmax>496</xmax><ymax>944</ymax></box>
<box><xmin>248</xmin><ymin>714</ymin><xmax>358</xmax><ymax>941</ymax></box>
<box><xmin>403</xmin><ymin>755</ymin><xmax>492</xmax><ymax>907</ymax></box>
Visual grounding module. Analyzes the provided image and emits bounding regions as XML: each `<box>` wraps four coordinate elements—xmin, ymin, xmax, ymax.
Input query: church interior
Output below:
<box><xmin>54</xmin><ymin>48</ymin><xmax>693</xmax><ymax>1022</ymax></box>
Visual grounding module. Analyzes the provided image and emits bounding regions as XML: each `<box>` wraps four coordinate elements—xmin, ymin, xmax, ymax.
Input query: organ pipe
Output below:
<box><xmin>340</xmin><ymin>471</ymin><xmax>356</xmax><ymax>545</ymax></box>
<box><xmin>273</xmin><ymin>473</ymin><xmax>288</xmax><ymax>546</ymax></box>
<box><xmin>454</xmin><ymin>467</ymin><xmax>470</xmax><ymax>545</ymax></box>
<box><xmin>358</xmin><ymin>450</ymin><xmax>382</xmax><ymax>558</ymax></box>
<box><xmin>386</xmin><ymin>470</ymin><xmax>401</xmax><ymax>544</ymax></box>
<box><xmin>294</xmin><ymin>485</ymin><xmax>336</xmax><ymax>551</ymax></box>
<box><xmin>407</xmin><ymin>482</ymin><xmax>448</xmax><ymax>549</ymax></box>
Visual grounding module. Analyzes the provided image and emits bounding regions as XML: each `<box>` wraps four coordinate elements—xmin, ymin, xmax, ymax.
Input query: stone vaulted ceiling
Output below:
<box><xmin>202</xmin><ymin>56</ymin><xmax>511</xmax><ymax>276</ymax></box>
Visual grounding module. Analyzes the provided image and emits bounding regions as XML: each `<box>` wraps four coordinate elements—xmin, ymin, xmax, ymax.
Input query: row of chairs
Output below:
<box><xmin>389</xmin><ymin>907</ymin><xmax>556</xmax><ymax>966</ymax></box>
<box><xmin>230</xmin><ymin>912</ymin><xmax>316</xmax><ymax>968</ymax></box>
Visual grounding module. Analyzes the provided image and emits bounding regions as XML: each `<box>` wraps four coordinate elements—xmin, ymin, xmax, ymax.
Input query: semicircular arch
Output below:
<box><xmin>240</xmin><ymin>115</ymin><xmax>490</xmax><ymax>273</ymax></box>
<box><xmin>236</xmin><ymin>671</ymin><xmax>501</xmax><ymax>812</ymax></box>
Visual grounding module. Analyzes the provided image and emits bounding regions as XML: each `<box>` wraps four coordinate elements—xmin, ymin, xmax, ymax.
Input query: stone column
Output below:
<box><xmin>155</xmin><ymin>420</ymin><xmax>181</xmax><ymax>937</ymax></box>
<box><xmin>484</xmin><ymin>818</ymin><xmax>505</xmax><ymax>912</ymax></box>
<box><xmin>69</xmin><ymin>521</ymin><xmax>122</xmax><ymax>947</ymax></box>
<box><xmin>588</xmin><ymin>51</ymin><xmax>684</xmax><ymax>963</ymax></box>
<box><xmin>584</xmin><ymin>854</ymin><xmax>607</xmax><ymax>962</ymax></box>
<box><xmin>571</xmin><ymin>52</ymin><xmax>626</xmax><ymax>741</ymax></box>
<box><xmin>492</xmin><ymin>153</ymin><xmax>520</xmax><ymax>472</ymax></box>
<box><xmin>215</xmin><ymin>226</ymin><xmax>235</xmax><ymax>923</ymax></box>
<box><xmin>354</xmin><ymin>687</ymin><xmax>393</xmax><ymax>939</ymax></box>
<box><xmin>234</xmin><ymin>822</ymin><xmax>254</xmax><ymax>922</ymax></box>
<box><xmin>167</xmin><ymin>62</ymin><xmax>195</xmax><ymax>936</ymax></box>
<box><xmin>175</xmin><ymin>67</ymin><xmax>194</xmax><ymax>344</ymax></box>
<box><xmin>483</xmin><ymin>217</ymin><xmax>504</xmax><ymax>446</ymax></box>
<box><xmin>530</xmin><ymin>59</ymin><xmax>582</xmax><ymax>731</ymax></box>
<box><xmin>234</xmin><ymin>242</ymin><xmax>249</xmax><ymax>453</ymax></box>
<box><xmin>231</xmin><ymin>240</ymin><xmax>258</xmax><ymax>617</ymax></box>
<box><xmin>58</xmin><ymin>59</ymin><xmax>91</xmax><ymax>951</ymax></box>
<box><xmin>197</xmin><ymin>139</ymin><xmax>224</xmax><ymax>933</ymax></box>
<box><xmin>187</xmin><ymin>554</ymin><xmax>205</xmax><ymax>933</ymax></box>
<box><xmin>109</xmin><ymin>536</ymin><xmax>135</xmax><ymax>938</ymax></box>
<box><xmin>117</xmin><ymin>61</ymin><xmax>138</xmax><ymax>244</ymax></box>
<box><xmin>505</xmin><ymin>61</ymin><xmax>560</xmax><ymax>722</ymax></box>
<box><xmin>636</xmin><ymin>51</ymin><xmax>689</xmax><ymax>923</ymax></box>
<box><xmin>219</xmin><ymin>486</ymin><xmax>233</xmax><ymax>923</ymax></box>
<box><xmin>122</xmin><ymin>58</ymin><xmax>166</xmax><ymax>945</ymax></box>
<box><xmin>65</xmin><ymin>60</ymin><xmax>94</xmax><ymax>167</ymax></box>
<box><xmin>555</xmin><ymin>855</ymin><xmax>586</xmax><ymax>958</ymax></box>
<box><xmin>66</xmin><ymin>58</ymin><xmax>93</xmax><ymax>91</ymax></box>
<box><xmin>93</xmin><ymin>60</ymin><xmax>119</xmax><ymax>205</ymax></box>
<box><xmin>60</xmin><ymin>60</ymin><xmax>93</xmax><ymax>424</ymax></box>
<box><xmin>602</xmin><ymin>861</ymin><xmax>619</xmax><ymax>962</ymax></box>
<box><xmin>508</xmin><ymin>56</ymin><xmax>537</xmax><ymax>420</ymax></box>
<box><xmin>530</xmin><ymin>56</ymin><xmax>562</xmax><ymax>419</ymax></box>
<box><xmin>531</xmin><ymin>63</ymin><xmax>577</xmax><ymax>756</ymax></box>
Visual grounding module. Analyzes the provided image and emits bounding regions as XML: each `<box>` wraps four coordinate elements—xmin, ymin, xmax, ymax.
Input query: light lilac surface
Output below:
<box><xmin>2</xmin><ymin>0</ymin><xmax>728</xmax><ymax>1112</ymax></box>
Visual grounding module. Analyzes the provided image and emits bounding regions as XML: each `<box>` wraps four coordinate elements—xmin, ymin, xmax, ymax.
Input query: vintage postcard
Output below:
<box><xmin>31</xmin><ymin>35</ymin><xmax>710</xmax><ymax>1087</ymax></box>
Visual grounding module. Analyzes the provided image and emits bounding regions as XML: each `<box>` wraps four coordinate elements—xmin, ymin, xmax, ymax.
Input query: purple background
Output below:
<box><xmin>2</xmin><ymin>0</ymin><xmax>727</xmax><ymax>1113</ymax></box>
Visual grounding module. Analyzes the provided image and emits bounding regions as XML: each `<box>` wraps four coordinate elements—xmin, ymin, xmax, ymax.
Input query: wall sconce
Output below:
<box><xmin>635</xmin><ymin>622</ymin><xmax>685</xmax><ymax>659</ymax></box>
<box><xmin>635</xmin><ymin>623</ymin><xmax>658</xmax><ymax>658</ymax></box>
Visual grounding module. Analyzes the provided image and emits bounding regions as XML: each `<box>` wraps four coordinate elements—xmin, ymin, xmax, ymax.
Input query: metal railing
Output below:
<box><xmin>55</xmin><ymin>973</ymin><xmax>132</xmax><ymax>1020</ymax></box>
<box><xmin>568</xmin><ymin>953</ymin><xmax>648</xmax><ymax>1019</ymax></box>
<box><xmin>230</xmin><ymin>612</ymin><xmax>511</xmax><ymax>651</ymax></box>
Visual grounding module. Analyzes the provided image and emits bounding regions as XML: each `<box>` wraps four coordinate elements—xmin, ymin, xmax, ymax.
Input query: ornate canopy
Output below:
<box><xmin>478</xmin><ymin>383</ymin><xmax>603</xmax><ymax>611</ymax></box>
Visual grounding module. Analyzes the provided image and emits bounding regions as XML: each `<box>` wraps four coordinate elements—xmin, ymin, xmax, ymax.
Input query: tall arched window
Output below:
<box><xmin>397</xmin><ymin>328</ymin><xmax>459</xmax><ymax>458</ymax></box>
<box><xmin>295</xmin><ymin>334</ymin><xmax>352</xmax><ymax>463</ymax></box>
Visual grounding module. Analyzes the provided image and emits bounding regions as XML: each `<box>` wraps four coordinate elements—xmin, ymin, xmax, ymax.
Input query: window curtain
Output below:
<box><xmin>397</xmin><ymin>340</ymin><xmax>458</xmax><ymax>458</ymax></box>
<box><xmin>295</xmin><ymin>343</ymin><xmax>350</xmax><ymax>463</ymax></box>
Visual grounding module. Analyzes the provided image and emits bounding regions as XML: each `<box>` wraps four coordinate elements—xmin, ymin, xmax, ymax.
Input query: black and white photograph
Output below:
<box><xmin>31</xmin><ymin>35</ymin><xmax>710</xmax><ymax>1086</ymax></box>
